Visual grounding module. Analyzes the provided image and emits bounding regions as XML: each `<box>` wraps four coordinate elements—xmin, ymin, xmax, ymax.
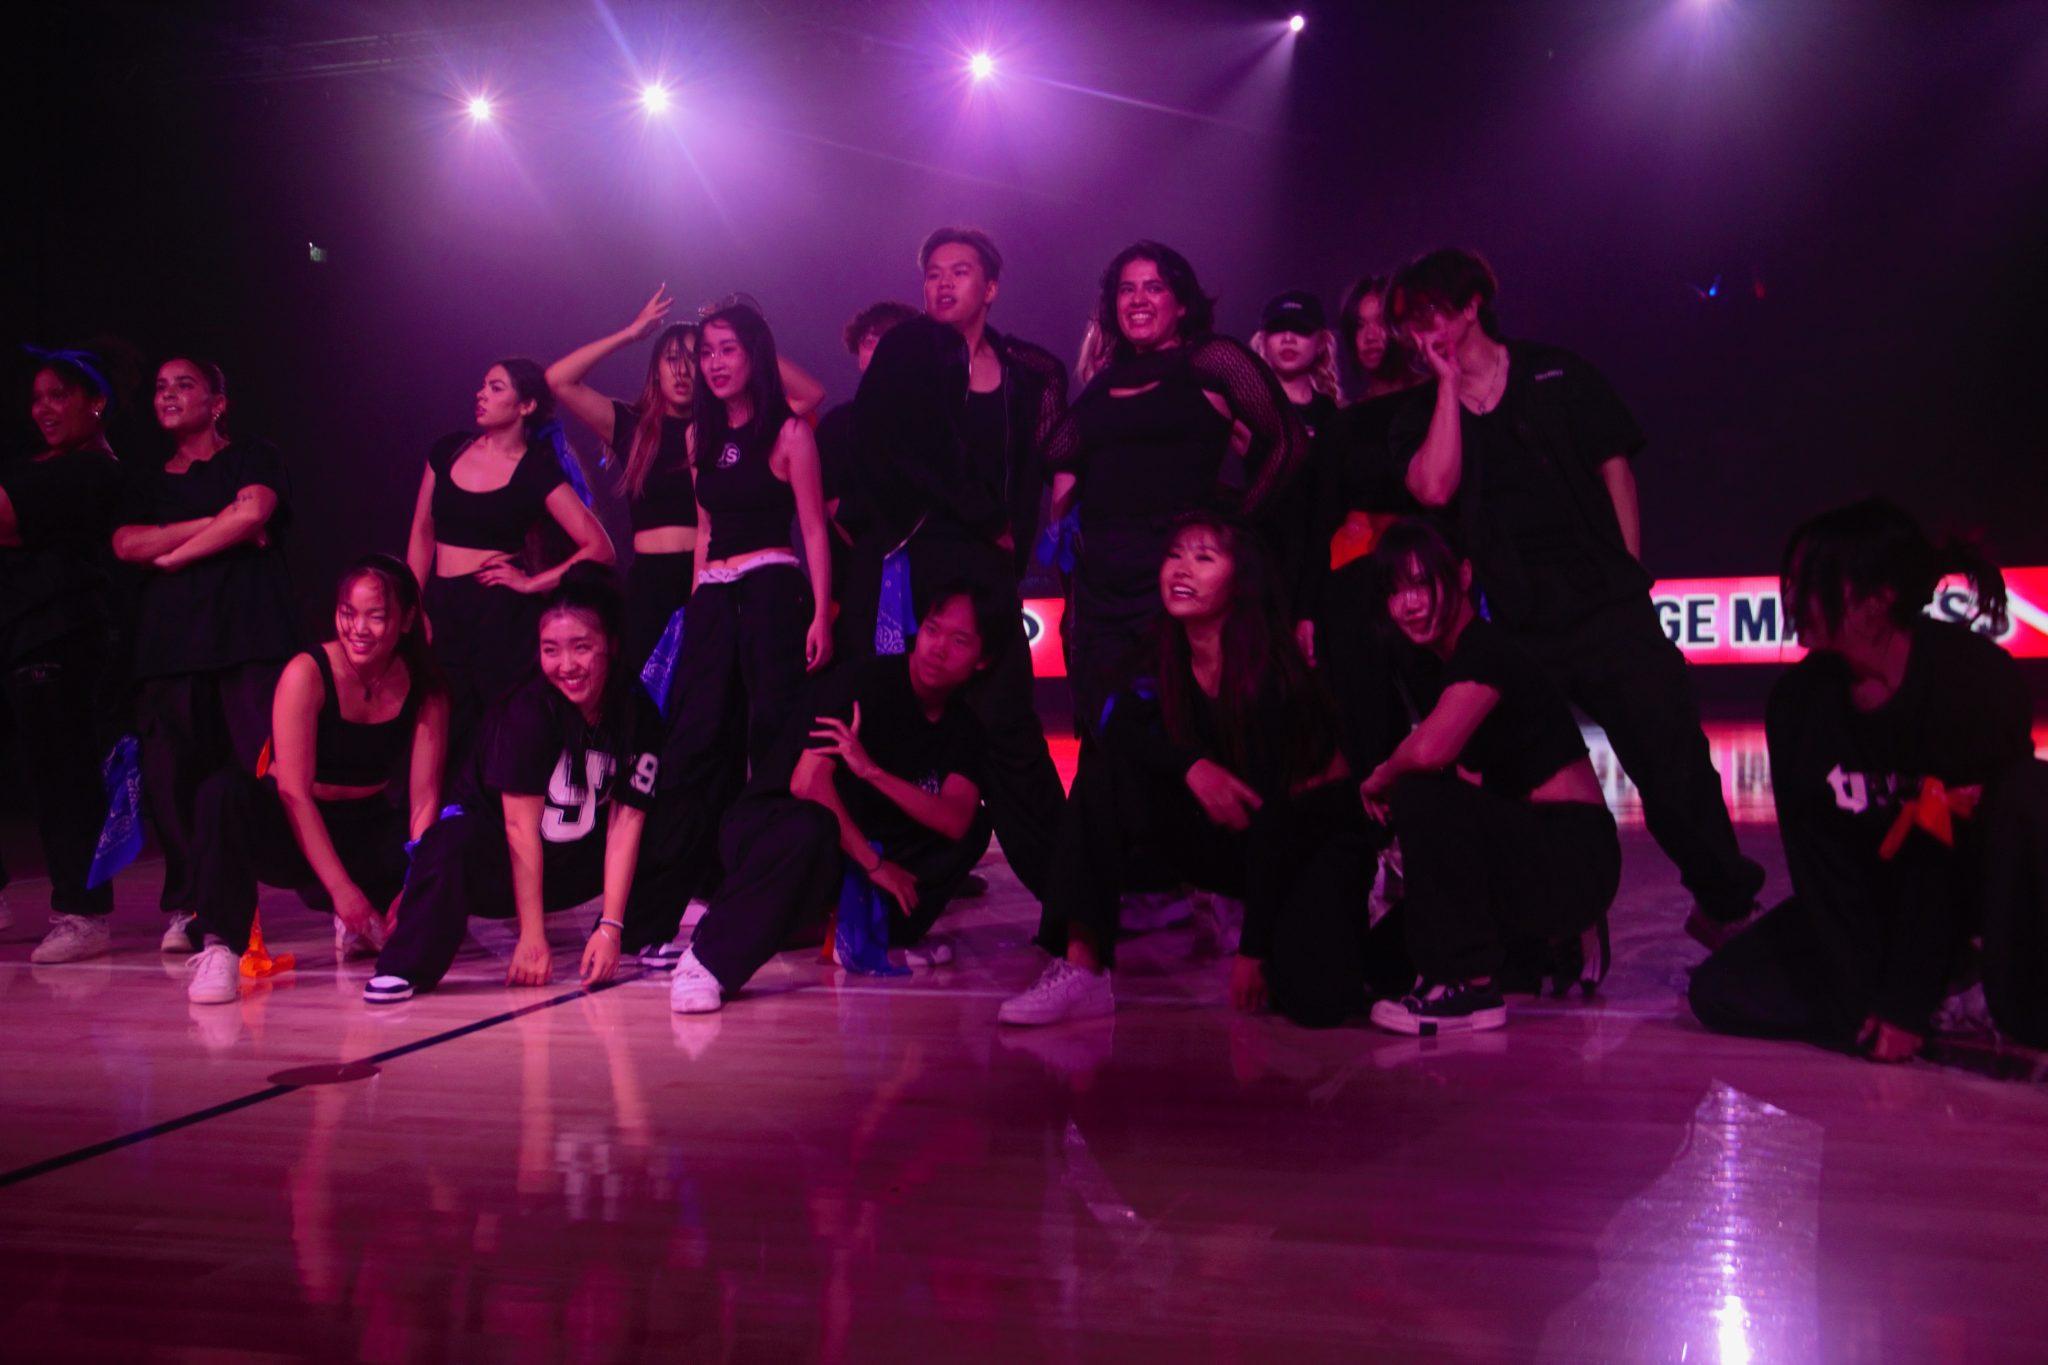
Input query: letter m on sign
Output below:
<box><xmin>1732</xmin><ymin>593</ymin><xmax>1782</xmax><ymax>646</ymax></box>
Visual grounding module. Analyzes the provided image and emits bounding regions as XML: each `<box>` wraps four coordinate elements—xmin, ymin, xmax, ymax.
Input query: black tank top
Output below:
<box><xmin>427</xmin><ymin>433</ymin><xmax>567</xmax><ymax>554</ymax></box>
<box><xmin>609</xmin><ymin>401</ymin><xmax>698</xmax><ymax>534</ymax></box>
<box><xmin>696</xmin><ymin>418</ymin><xmax>795</xmax><ymax>560</ymax></box>
<box><xmin>1071</xmin><ymin>366</ymin><xmax>1229</xmax><ymax>533</ymax></box>
<box><xmin>307</xmin><ymin>647</ymin><xmax>421</xmax><ymax>787</ymax></box>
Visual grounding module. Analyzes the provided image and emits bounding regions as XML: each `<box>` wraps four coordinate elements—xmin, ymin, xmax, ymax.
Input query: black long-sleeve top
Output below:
<box><xmin>1766</xmin><ymin>619</ymin><xmax>2033</xmax><ymax>1030</ymax></box>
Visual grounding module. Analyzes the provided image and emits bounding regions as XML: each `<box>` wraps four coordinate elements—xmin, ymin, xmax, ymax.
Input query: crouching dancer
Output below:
<box><xmin>365</xmin><ymin>568</ymin><xmax>657</xmax><ymax>1003</ymax></box>
<box><xmin>666</xmin><ymin>586</ymin><xmax>1003</xmax><ymax>1013</ymax></box>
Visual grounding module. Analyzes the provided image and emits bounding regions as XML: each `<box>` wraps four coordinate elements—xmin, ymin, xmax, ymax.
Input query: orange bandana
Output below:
<box><xmin>1877</xmin><ymin>776</ymin><xmax>1981</xmax><ymax>861</ymax></box>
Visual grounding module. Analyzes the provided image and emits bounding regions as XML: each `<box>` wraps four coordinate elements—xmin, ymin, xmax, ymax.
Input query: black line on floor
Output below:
<box><xmin>0</xmin><ymin>974</ymin><xmax>637</xmax><ymax>1191</ymax></box>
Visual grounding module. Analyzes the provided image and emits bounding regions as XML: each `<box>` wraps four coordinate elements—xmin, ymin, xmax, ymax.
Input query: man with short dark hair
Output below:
<box><xmin>845</xmin><ymin>225</ymin><xmax>1069</xmax><ymax>901</ymax></box>
<box><xmin>1388</xmin><ymin>247</ymin><xmax>1764</xmax><ymax>943</ymax></box>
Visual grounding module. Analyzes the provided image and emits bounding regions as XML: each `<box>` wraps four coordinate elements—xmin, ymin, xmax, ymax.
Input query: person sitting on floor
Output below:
<box><xmin>999</xmin><ymin>511</ymin><xmax>1385</xmax><ymax>1030</ymax></box>
<box><xmin>1361</xmin><ymin>517</ymin><xmax>1622</xmax><ymax>1037</ymax></box>
<box><xmin>665</xmin><ymin>583</ymin><xmax>1006</xmax><ymax>1013</ymax></box>
<box><xmin>1689</xmin><ymin>497</ymin><xmax>2048</xmax><ymax>1058</ymax></box>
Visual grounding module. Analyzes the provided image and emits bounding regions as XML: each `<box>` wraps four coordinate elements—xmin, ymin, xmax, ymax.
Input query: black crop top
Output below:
<box><xmin>1436</xmin><ymin>617</ymin><xmax>1588</xmax><ymax>799</ymax></box>
<box><xmin>307</xmin><ymin>647</ymin><xmax>422</xmax><ymax>787</ymax></box>
<box><xmin>426</xmin><ymin>432</ymin><xmax>566</xmax><ymax>554</ymax></box>
<box><xmin>695</xmin><ymin>418</ymin><xmax>795</xmax><ymax>560</ymax></box>
<box><xmin>609</xmin><ymin>401</ymin><xmax>698</xmax><ymax>534</ymax></box>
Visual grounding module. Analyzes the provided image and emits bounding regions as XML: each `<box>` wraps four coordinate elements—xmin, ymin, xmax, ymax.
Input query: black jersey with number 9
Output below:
<box><xmin>462</xmin><ymin>678</ymin><xmax>661</xmax><ymax>857</ymax></box>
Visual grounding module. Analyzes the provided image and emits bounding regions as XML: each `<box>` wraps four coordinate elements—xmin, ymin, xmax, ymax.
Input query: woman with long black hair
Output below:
<box><xmin>405</xmin><ymin>357</ymin><xmax>615</xmax><ymax>772</ymax></box>
<box><xmin>181</xmin><ymin>556</ymin><xmax>449</xmax><ymax>1004</ymax></box>
<box><xmin>1045</xmin><ymin>242</ymin><xmax>1308</xmax><ymax>740</ymax></box>
<box><xmin>546</xmin><ymin>286</ymin><xmax>827</xmax><ymax>679</ymax></box>
<box><xmin>619</xmin><ymin>301</ymin><xmax>834</xmax><ymax>960</ymax></box>
<box><xmin>113</xmin><ymin>357</ymin><xmax>298</xmax><ymax>957</ymax></box>
<box><xmin>1690</xmin><ymin>499</ymin><xmax>2048</xmax><ymax>1057</ymax></box>
<box><xmin>3</xmin><ymin>352</ymin><xmax>125</xmax><ymax>961</ymax></box>
<box><xmin>1360</xmin><ymin>518</ymin><xmax>1621</xmax><ymax>1036</ymax></box>
<box><xmin>1000</xmin><ymin>513</ymin><xmax>1384</xmax><ymax>1029</ymax></box>
<box><xmin>365</xmin><ymin>566</ymin><xmax>658</xmax><ymax>1002</ymax></box>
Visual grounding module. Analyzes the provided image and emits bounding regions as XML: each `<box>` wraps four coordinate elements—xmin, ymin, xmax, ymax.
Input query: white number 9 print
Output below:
<box><xmin>542</xmin><ymin>751</ymin><xmax>616</xmax><ymax>843</ymax></box>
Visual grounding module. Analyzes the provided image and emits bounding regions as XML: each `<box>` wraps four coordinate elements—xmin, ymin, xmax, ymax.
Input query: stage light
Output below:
<box><xmin>466</xmin><ymin>94</ymin><xmax>494</xmax><ymax>123</ymax></box>
<box><xmin>640</xmin><ymin>83</ymin><xmax>672</xmax><ymax>115</ymax></box>
<box><xmin>968</xmin><ymin>51</ymin><xmax>996</xmax><ymax>82</ymax></box>
<box><xmin>1288</xmin><ymin>13</ymin><xmax>1306</xmax><ymax>33</ymax></box>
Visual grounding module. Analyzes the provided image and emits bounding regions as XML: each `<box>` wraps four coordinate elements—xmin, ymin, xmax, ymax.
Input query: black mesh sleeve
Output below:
<box><xmin>1185</xmin><ymin>335</ymin><xmax>1309</xmax><ymax>515</ymax></box>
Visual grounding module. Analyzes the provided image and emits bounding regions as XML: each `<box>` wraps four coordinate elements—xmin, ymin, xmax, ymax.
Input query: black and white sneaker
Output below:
<box><xmin>1369</xmin><ymin>979</ymin><xmax>1507</xmax><ymax>1036</ymax></box>
<box><xmin>363</xmin><ymin>974</ymin><xmax>414</xmax><ymax>1005</ymax></box>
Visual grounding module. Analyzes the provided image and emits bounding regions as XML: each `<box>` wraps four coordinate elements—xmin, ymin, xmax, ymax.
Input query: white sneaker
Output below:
<box><xmin>901</xmin><ymin>936</ymin><xmax>953</xmax><ymax>969</ymax></box>
<box><xmin>161</xmin><ymin>912</ymin><xmax>199</xmax><ymax>954</ymax></box>
<box><xmin>31</xmin><ymin>913</ymin><xmax>112</xmax><ymax>964</ymax></box>
<box><xmin>668</xmin><ymin>948</ymin><xmax>723</xmax><ymax>1014</ymax></box>
<box><xmin>185</xmin><ymin>943</ymin><xmax>241</xmax><ymax>1005</ymax></box>
<box><xmin>998</xmin><ymin>958</ymin><xmax>1114</xmax><ymax>1027</ymax></box>
<box><xmin>334</xmin><ymin>916</ymin><xmax>382</xmax><ymax>959</ymax></box>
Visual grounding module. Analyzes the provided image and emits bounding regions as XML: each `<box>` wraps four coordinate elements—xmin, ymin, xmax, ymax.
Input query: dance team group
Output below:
<box><xmin>6</xmin><ymin>230</ymin><xmax>2044</xmax><ymax>1059</ymax></box>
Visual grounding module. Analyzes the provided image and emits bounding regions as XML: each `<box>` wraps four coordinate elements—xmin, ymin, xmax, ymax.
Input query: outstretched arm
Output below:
<box><xmin>547</xmin><ymin>287</ymin><xmax>675</xmax><ymax>438</ymax></box>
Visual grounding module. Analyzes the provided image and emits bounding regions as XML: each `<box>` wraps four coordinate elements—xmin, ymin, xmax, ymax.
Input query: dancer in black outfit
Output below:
<box><xmin>1046</xmin><ymin>242</ymin><xmax>1308</xmax><ymax>741</ymax></box>
<box><xmin>547</xmin><ymin>287</ymin><xmax>827</xmax><ymax>676</ymax></box>
<box><xmin>367</xmin><ymin>569</ymin><xmax>657</xmax><ymax>1002</ymax></box>
<box><xmin>4</xmin><ymin>354</ymin><xmax>124</xmax><ymax>961</ymax></box>
<box><xmin>182</xmin><ymin>556</ymin><xmax>449</xmax><ymax>1004</ymax></box>
<box><xmin>406</xmin><ymin>358</ymin><xmax>615</xmax><ymax>774</ymax></box>
<box><xmin>1387</xmin><ymin>248</ymin><xmax>1763</xmax><ymax>941</ymax></box>
<box><xmin>1249</xmin><ymin>289</ymin><xmax>1342</xmax><ymax>658</ymax></box>
<box><xmin>1361</xmin><ymin>519</ymin><xmax>1621</xmax><ymax>1036</ymax></box>
<box><xmin>818</xmin><ymin>298</ymin><xmax>918</xmax><ymax>653</ymax></box>
<box><xmin>620</xmin><ymin>303</ymin><xmax>833</xmax><ymax>962</ymax></box>
<box><xmin>1690</xmin><ymin>500</ymin><xmax>2048</xmax><ymax>1056</ymax></box>
<box><xmin>846</xmin><ymin>227</ymin><xmax>1069</xmax><ymax>900</ymax></box>
<box><xmin>114</xmin><ymin>358</ymin><xmax>298</xmax><ymax>955</ymax></box>
<box><xmin>667</xmin><ymin>586</ymin><xmax>1005</xmax><ymax>1013</ymax></box>
<box><xmin>1001</xmin><ymin>514</ymin><xmax>1383</xmax><ymax>1030</ymax></box>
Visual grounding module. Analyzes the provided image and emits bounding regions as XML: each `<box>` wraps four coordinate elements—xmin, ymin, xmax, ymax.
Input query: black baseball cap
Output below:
<box><xmin>1260</xmin><ymin>290</ymin><xmax>1326</xmax><ymax>335</ymax></box>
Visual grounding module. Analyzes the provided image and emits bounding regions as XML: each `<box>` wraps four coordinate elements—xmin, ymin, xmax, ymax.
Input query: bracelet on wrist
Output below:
<box><xmin>595</xmin><ymin>918</ymin><xmax>624</xmax><ymax>939</ymax></box>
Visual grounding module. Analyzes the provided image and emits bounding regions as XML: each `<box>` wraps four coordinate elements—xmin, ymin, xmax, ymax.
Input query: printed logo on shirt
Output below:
<box><xmin>1824</xmin><ymin>764</ymin><xmax>1903</xmax><ymax>817</ymax></box>
<box><xmin>915</xmin><ymin>770</ymin><xmax>945</xmax><ymax>797</ymax></box>
<box><xmin>716</xmin><ymin>441</ymin><xmax>741</xmax><ymax>469</ymax></box>
<box><xmin>1534</xmin><ymin>369</ymin><xmax>1566</xmax><ymax>383</ymax></box>
<box><xmin>542</xmin><ymin>750</ymin><xmax>616</xmax><ymax>843</ymax></box>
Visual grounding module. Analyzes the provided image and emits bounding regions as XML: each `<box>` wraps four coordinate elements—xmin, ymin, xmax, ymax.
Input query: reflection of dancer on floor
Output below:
<box><xmin>1002</xmin><ymin>513</ymin><xmax>1382</xmax><ymax>1029</ymax></box>
<box><xmin>1360</xmin><ymin>519</ymin><xmax>1620</xmax><ymax>1036</ymax></box>
<box><xmin>1690</xmin><ymin>498</ymin><xmax>2048</xmax><ymax>1059</ymax></box>
<box><xmin>182</xmin><ymin>556</ymin><xmax>447</xmax><ymax>1004</ymax></box>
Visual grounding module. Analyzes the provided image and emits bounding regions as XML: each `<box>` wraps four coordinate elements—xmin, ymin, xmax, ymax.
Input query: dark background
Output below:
<box><xmin>10</xmin><ymin>0</ymin><xmax>2047</xmax><ymax>628</ymax></box>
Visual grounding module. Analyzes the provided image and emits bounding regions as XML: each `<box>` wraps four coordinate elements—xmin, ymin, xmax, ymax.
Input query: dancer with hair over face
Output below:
<box><xmin>365</xmin><ymin>568</ymin><xmax>658</xmax><ymax>1003</ymax></box>
<box><xmin>114</xmin><ymin>357</ymin><xmax>299</xmax><ymax>958</ymax></box>
<box><xmin>1387</xmin><ymin>247</ymin><xmax>1762</xmax><ymax>942</ymax></box>
<box><xmin>181</xmin><ymin>556</ymin><xmax>449</xmax><ymax>1004</ymax></box>
<box><xmin>1360</xmin><ymin>519</ymin><xmax>1620</xmax><ymax>1037</ymax></box>
<box><xmin>406</xmin><ymin>357</ymin><xmax>616</xmax><ymax>773</ymax></box>
<box><xmin>847</xmin><ymin>226</ymin><xmax>1070</xmax><ymax>899</ymax></box>
<box><xmin>1690</xmin><ymin>499</ymin><xmax>2048</xmax><ymax>1057</ymax></box>
<box><xmin>1046</xmin><ymin>241</ymin><xmax>1309</xmax><ymax>742</ymax></box>
<box><xmin>817</xmin><ymin>298</ymin><xmax>918</xmax><ymax>655</ymax></box>
<box><xmin>3</xmin><ymin>352</ymin><xmax>125</xmax><ymax>960</ymax></box>
<box><xmin>1000</xmin><ymin>514</ymin><xmax>1384</xmax><ymax>1030</ymax></box>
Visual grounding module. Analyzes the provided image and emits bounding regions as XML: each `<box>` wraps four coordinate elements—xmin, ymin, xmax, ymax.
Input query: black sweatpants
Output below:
<box><xmin>1037</xmin><ymin>740</ymin><xmax>1386</xmax><ymax>1026</ymax></box>
<box><xmin>1691</xmin><ymin>758</ymin><xmax>2048</xmax><ymax>1048</ymax></box>
<box><xmin>1313</xmin><ymin>557</ymin><xmax>1417</xmax><ymax>776</ymax></box>
<box><xmin>136</xmin><ymin>659</ymin><xmax>281</xmax><ymax>914</ymax></box>
<box><xmin>1505</xmin><ymin>596</ymin><xmax>1761</xmax><ymax>921</ymax></box>
<box><xmin>619</xmin><ymin>565</ymin><xmax>809</xmax><ymax>949</ymax></box>
<box><xmin>375</xmin><ymin>812</ymin><xmax>604</xmax><ymax>991</ymax></box>
<box><xmin>624</xmin><ymin>549</ymin><xmax>694</xmax><ymax>679</ymax></box>
<box><xmin>1392</xmin><ymin>773</ymin><xmax>1621</xmax><ymax>984</ymax></box>
<box><xmin>188</xmin><ymin>769</ymin><xmax>411</xmax><ymax>954</ymax></box>
<box><xmin>689</xmin><ymin>793</ymin><xmax>992</xmax><ymax>995</ymax></box>
<box><xmin>0</xmin><ymin>631</ymin><xmax>113</xmax><ymax>916</ymax></box>
<box><xmin>425</xmin><ymin>574</ymin><xmax>540</xmax><ymax>780</ymax></box>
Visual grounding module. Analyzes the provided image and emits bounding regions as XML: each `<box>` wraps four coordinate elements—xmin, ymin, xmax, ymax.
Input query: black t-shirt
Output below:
<box><xmin>122</xmin><ymin>439</ymin><xmax>297</xmax><ymax>678</ymax></box>
<box><xmin>608</xmin><ymin>400</ymin><xmax>696</xmax><ymax>534</ymax></box>
<box><xmin>1294</xmin><ymin>391</ymin><xmax>1341</xmax><ymax>443</ymax></box>
<box><xmin>1389</xmin><ymin>341</ymin><xmax>1647</xmax><ymax>630</ymax></box>
<box><xmin>758</xmin><ymin>654</ymin><xmax>984</xmax><ymax>854</ymax></box>
<box><xmin>958</xmin><ymin>386</ymin><xmax>1010</xmax><ymax>534</ymax></box>
<box><xmin>0</xmin><ymin>447</ymin><xmax>123</xmax><ymax>661</ymax></box>
<box><xmin>1334</xmin><ymin>391</ymin><xmax>1424</xmax><ymax>517</ymax></box>
<box><xmin>1435</xmin><ymin>617</ymin><xmax>1588</xmax><ymax>799</ymax></box>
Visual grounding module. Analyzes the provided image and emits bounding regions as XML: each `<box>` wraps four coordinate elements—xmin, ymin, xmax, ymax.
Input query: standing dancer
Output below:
<box><xmin>1248</xmin><ymin>289</ymin><xmax>1342</xmax><ymax>659</ymax></box>
<box><xmin>847</xmin><ymin>227</ymin><xmax>1068</xmax><ymax>898</ymax></box>
<box><xmin>621</xmin><ymin>302</ymin><xmax>832</xmax><ymax>961</ymax></box>
<box><xmin>818</xmin><ymin>298</ymin><xmax>919</xmax><ymax>657</ymax></box>
<box><xmin>113</xmin><ymin>358</ymin><xmax>297</xmax><ymax>955</ymax></box>
<box><xmin>1046</xmin><ymin>242</ymin><xmax>1308</xmax><ymax>741</ymax></box>
<box><xmin>365</xmin><ymin>568</ymin><xmax>656</xmax><ymax>1002</ymax></box>
<box><xmin>1388</xmin><ymin>248</ymin><xmax>1763</xmax><ymax>940</ymax></box>
<box><xmin>3</xmin><ymin>353</ymin><xmax>124</xmax><ymax>960</ymax></box>
<box><xmin>405</xmin><ymin>359</ymin><xmax>615</xmax><ymax>773</ymax></box>
<box><xmin>182</xmin><ymin>556</ymin><xmax>448</xmax><ymax>1004</ymax></box>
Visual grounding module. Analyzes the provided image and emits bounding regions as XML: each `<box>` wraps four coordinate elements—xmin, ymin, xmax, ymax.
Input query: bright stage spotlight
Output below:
<box><xmin>640</xmin><ymin>83</ymin><xmax>673</xmax><ymax>115</ymax></box>
<box><xmin>968</xmin><ymin>51</ymin><xmax>996</xmax><ymax>82</ymax></box>
<box><xmin>1288</xmin><ymin>13</ymin><xmax>1306</xmax><ymax>33</ymax></box>
<box><xmin>466</xmin><ymin>94</ymin><xmax>494</xmax><ymax>122</ymax></box>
